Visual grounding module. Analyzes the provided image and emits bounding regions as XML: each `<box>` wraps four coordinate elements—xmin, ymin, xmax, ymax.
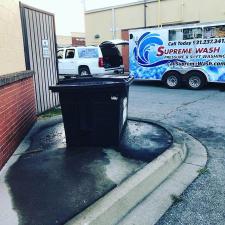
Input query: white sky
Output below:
<box><xmin>22</xmin><ymin>0</ymin><xmax>138</xmax><ymax>35</ymax></box>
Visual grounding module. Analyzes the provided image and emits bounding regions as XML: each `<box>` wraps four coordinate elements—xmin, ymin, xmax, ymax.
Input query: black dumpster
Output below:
<box><xmin>49</xmin><ymin>76</ymin><xmax>133</xmax><ymax>148</ymax></box>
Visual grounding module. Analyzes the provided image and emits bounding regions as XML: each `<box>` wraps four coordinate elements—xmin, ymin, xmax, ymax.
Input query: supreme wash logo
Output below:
<box><xmin>134</xmin><ymin>32</ymin><xmax>185</xmax><ymax>67</ymax></box>
<box><xmin>157</xmin><ymin>45</ymin><xmax>221</xmax><ymax>57</ymax></box>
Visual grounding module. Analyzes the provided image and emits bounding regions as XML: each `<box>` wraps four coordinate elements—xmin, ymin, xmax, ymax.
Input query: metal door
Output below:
<box><xmin>20</xmin><ymin>3</ymin><xmax>59</xmax><ymax>114</ymax></box>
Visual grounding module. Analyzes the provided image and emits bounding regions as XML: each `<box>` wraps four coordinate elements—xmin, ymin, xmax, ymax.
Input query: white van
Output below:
<box><xmin>57</xmin><ymin>40</ymin><xmax>128</xmax><ymax>77</ymax></box>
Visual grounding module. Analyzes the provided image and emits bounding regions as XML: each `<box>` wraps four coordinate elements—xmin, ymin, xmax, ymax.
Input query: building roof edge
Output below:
<box><xmin>85</xmin><ymin>0</ymin><xmax>158</xmax><ymax>14</ymax></box>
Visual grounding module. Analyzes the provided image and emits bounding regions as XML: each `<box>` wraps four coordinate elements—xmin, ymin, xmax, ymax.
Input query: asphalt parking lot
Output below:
<box><xmin>128</xmin><ymin>81</ymin><xmax>225</xmax><ymax>225</ymax></box>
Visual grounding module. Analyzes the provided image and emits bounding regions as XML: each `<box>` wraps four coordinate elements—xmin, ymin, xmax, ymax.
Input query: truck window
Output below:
<box><xmin>78</xmin><ymin>48</ymin><xmax>99</xmax><ymax>58</ymax></box>
<box><xmin>57</xmin><ymin>49</ymin><xmax>64</xmax><ymax>59</ymax></box>
<box><xmin>203</xmin><ymin>25</ymin><xmax>225</xmax><ymax>38</ymax></box>
<box><xmin>65</xmin><ymin>49</ymin><xmax>75</xmax><ymax>59</ymax></box>
<box><xmin>183</xmin><ymin>28</ymin><xmax>202</xmax><ymax>40</ymax></box>
<box><xmin>169</xmin><ymin>29</ymin><xmax>183</xmax><ymax>41</ymax></box>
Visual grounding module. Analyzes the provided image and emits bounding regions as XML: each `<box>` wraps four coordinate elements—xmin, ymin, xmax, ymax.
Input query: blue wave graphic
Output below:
<box><xmin>134</xmin><ymin>32</ymin><xmax>185</xmax><ymax>67</ymax></box>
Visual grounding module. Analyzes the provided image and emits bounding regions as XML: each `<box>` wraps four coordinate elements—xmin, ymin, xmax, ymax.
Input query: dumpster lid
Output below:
<box><xmin>49</xmin><ymin>76</ymin><xmax>133</xmax><ymax>92</ymax></box>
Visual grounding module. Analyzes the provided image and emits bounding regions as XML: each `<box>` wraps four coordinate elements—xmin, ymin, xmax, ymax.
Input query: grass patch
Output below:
<box><xmin>171</xmin><ymin>194</ymin><xmax>183</xmax><ymax>204</ymax></box>
<box><xmin>39</xmin><ymin>107</ymin><xmax>62</xmax><ymax>119</ymax></box>
<box><xmin>197</xmin><ymin>167</ymin><xmax>209</xmax><ymax>175</ymax></box>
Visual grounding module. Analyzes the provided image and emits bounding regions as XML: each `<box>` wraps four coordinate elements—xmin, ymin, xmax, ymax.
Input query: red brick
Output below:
<box><xmin>72</xmin><ymin>36</ymin><xmax>85</xmax><ymax>46</ymax></box>
<box><xmin>0</xmin><ymin>76</ymin><xmax>36</xmax><ymax>170</ymax></box>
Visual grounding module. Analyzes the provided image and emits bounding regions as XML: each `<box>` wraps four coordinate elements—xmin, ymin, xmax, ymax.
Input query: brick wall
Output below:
<box><xmin>121</xmin><ymin>30</ymin><xmax>129</xmax><ymax>72</ymax></box>
<box><xmin>0</xmin><ymin>71</ymin><xmax>36</xmax><ymax>170</ymax></box>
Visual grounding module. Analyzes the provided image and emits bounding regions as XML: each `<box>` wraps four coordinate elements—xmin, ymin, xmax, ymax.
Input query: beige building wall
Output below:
<box><xmin>71</xmin><ymin>32</ymin><xmax>86</xmax><ymax>38</ymax></box>
<box><xmin>85</xmin><ymin>10</ymin><xmax>113</xmax><ymax>45</ymax></box>
<box><xmin>57</xmin><ymin>35</ymin><xmax>72</xmax><ymax>47</ymax></box>
<box><xmin>85</xmin><ymin>0</ymin><xmax>225</xmax><ymax>45</ymax></box>
<box><xmin>199</xmin><ymin>0</ymin><xmax>225</xmax><ymax>22</ymax></box>
<box><xmin>0</xmin><ymin>0</ymin><xmax>25</xmax><ymax>75</ymax></box>
<box><xmin>114</xmin><ymin>4</ymin><xmax>144</xmax><ymax>39</ymax></box>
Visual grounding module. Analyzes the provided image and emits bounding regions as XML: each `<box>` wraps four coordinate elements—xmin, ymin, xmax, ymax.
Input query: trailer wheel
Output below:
<box><xmin>186</xmin><ymin>71</ymin><xmax>206</xmax><ymax>90</ymax></box>
<box><xmin>163</xmin><ymin>71</ymin><xmax>182</xmax><ymax>89</ymax></box>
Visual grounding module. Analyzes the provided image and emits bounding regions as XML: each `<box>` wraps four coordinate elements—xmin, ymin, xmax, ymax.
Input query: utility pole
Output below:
<box><xmin>112</xmin><ymin>8</ymin><xmax>116</xmax><ymax>39</ymax></box>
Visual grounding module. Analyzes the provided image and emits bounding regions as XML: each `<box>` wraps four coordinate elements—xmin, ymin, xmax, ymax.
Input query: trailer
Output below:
<box><xmin>129</xmin><ymin>22</ymin><xmax>225</xmax><ymax>89</ymax></box>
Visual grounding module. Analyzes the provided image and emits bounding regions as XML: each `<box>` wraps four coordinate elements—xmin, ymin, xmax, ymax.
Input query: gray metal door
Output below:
<box><xmin>20</xmin><ymin>3</ymin><xmax>59</xmax><ymax>114</ymax></box>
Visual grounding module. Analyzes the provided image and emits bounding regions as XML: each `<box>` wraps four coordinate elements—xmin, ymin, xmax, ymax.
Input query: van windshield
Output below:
<box><xmin>78</xmin><ymin>48</ymin><xmax>99</xmax><ymax>58</ymax></box>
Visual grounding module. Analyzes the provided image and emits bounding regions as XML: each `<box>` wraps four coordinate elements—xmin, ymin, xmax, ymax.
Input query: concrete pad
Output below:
<box><xmin>0</xmin><ymin>116</ymin><xmax>206</xmax><ymax>225</ymax></box>
<box><xmin>0</xmin><ymin>116</ymin><xmax>63</xmax><ymax>225</ymax></box>
<box><xmin>65</xmin><ymin>119</ymin><xmax>188</xmax><ymax>225</ymax></box>
<box><xmin>66</xmin><ymin>143</ymin><xmax>186</xmax><ymax>225</ymax></box>
<box><xmin>66</xmin><ymin>118</ymin><xmax>207</xmax><ymax>225</ymax></box>
<box><xmin>0</xmin><ymin>117</ymin><xmax>172</xmax><ymax>225</ymax></box>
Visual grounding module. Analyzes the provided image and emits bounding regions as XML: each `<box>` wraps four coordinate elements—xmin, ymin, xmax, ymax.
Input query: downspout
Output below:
<box><xmin>112</xmin><ymin>8</ymin><xmax>116</xmax><ymax>39</ymax></box>
<box><xmin>144</xmin><ymin>0</ymin><xmax>147</xmax><ymax>28</ymax></box>
<box><xmin>158</xmin><ymin>0</ymin><xmax>162</xmax><ymax>28</ymax></box>
<box><xmin>181</xmin><ymin>0</ymin><xmax>184</xmax><ymax>21</ymax></box>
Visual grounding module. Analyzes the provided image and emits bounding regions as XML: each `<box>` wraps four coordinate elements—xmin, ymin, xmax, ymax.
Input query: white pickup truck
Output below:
<box><xmin>57</xmin><ymin>40</ymin><xmax>128</xmax><ymax>77</ymax></box>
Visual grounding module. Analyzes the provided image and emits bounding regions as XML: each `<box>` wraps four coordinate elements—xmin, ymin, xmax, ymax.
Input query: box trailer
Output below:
<box><xmin>129</xmin><ymin>22</ymin><xmax>225</xmax><ymax>89</ymax></box>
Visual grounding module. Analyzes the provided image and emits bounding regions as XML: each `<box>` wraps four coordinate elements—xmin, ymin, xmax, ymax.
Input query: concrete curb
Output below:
<box><xmin>117</xmin><ymin>118</ymin><xmax>207</xmax><ymax>225</ymax></box>
<box><xmin>65</xmin><ymin>118</ymin><xmax>198</xmax><ymax>225</ymax></box>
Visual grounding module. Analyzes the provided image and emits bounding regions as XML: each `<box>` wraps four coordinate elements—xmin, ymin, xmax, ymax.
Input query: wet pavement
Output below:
<box><xmin>2</xmin><ymin>118</ymin><xmax>172</xmax><ymax>225</ymax></box>
<box><xmin>120</xmin><ymin>119</ymin><xmax>172</xmax><ymax>161</ymax></box>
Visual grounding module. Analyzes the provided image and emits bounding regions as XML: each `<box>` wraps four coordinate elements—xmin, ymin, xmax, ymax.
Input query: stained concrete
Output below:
<box><xmin>120</xmin><ymin>120</ymin><xmax>172</xmax><ymax>161</ymax></box>
<box><xmin>66</xmin><ymin>119</ymin><xmax>187</xmax><ymax>225</ymax></box>
<box><xmin>3</xmin><ymin>118</ymin><xmax>171</xmax><ymax>225</ymax></box>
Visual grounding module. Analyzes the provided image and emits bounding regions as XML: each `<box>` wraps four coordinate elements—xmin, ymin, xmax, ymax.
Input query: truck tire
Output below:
<box><xmin>163</xmin><ymin>71</ymin><xmax>182</xmax><ymax>89</ymax></box>
<box><xmin>186</xmin><ymin>71</ymin><xmax>206</xmax><ymax>90</ymax></box>
<box><xmin>79</xmin><ymin>67</ymin><xmax>90</xmax><ymax>76</ymax></box>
